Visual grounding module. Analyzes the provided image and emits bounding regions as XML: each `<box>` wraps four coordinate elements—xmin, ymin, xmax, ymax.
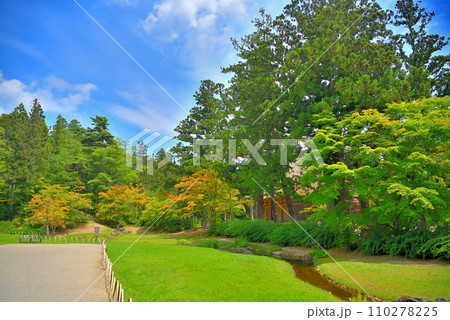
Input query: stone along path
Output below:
<box><xmin>0</xmin><ymin>244</ymin><xmax>109</xmax><ymax>302</ymax></box>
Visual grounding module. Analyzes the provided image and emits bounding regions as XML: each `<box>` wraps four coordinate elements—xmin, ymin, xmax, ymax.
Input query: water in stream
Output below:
<box><xmin>290</xmin><ymin>263</ymin><xmax>375</xmax><ymax>301</ymax></box>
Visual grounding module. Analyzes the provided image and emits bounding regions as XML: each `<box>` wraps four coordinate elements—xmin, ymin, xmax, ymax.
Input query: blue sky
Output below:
<box><xmin>0</xmin><ymin>0</ymin><xmax>449</xmax><ymax>141</ymax></box>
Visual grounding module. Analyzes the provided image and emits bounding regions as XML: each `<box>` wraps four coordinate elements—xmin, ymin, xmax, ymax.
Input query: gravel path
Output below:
<box><xmin>0</xmin><ymin>244</ymin><xmax>109</xmax><ymax>302</ymax></box>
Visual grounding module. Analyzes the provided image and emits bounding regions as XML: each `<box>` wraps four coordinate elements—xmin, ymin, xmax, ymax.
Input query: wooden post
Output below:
<box><xmin>102</xmin><ymin>240</ymin><xmax>131</xmax><ymax>302</ymax></box>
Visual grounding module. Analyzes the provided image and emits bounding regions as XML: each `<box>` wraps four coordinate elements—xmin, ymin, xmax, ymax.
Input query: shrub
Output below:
<box><xmin>418</xmin><ymin>232</ymin><xmax>450</xmax><ymax>260</ymax></box>
<box><xmin>156</xmin><ymin>219</ymin><xmax>193</xmax><ymax>232</ymax></box>
<box><xmin>176</xmin><ymin>239</ymin><xmax>191</xmax><ymax>245</ymax></box>
<box><xmin>212</xmin><ymin>219</ymin><xmax>449</xmax><ymax>260</ymax></box>
<box><xmin>358</xmin><ymin>228</ymin><xmax>449</xmax><ymax>260</ymax></box>
<box><xmin>0</xmin><ymin>221</ymin><xmax>45</xmax><ymax>235</ymax></box>
<box><xmin>309</xmin><ymin>249</ymin><xmax>328</xmax><ymax>259</ymax></box>
<box><xmin>214</xmin><ymin>219</ymin><xmax>280</xmax><ymax>242</ymax></box>
<box><xmin>11</xmin><ymin>217</ymin><xmax>23</xmax><ymax>228</ymax></box>
<box><xmin>0</xmin><ymin>221</ymin><xmax>13</xmax><ymax>233</ymax></box>
<box><xmin>234</xmin><ymin>236</ymin><xmax>249</xmax><ymax>247</ymax></box>
<box><xmin>196</xmin><ymin>239</ymin><xmax>219</xmax><ymax>249</ymax></box>
<box><xmin>214</xmin><ymin>219</ymin><xmax>339</xmax><ymax>248</ymax></box>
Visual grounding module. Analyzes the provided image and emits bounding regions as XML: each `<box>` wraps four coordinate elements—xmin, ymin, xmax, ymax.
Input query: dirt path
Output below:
<box><xmin>58</xmin><ymin>221</ymin><xmax>109</xmax><ymax>236</ymax></box>
<box><xmin>0</xmin><ymin>244</ymin><xmax>109</xmax><ymax>302</ymax></box>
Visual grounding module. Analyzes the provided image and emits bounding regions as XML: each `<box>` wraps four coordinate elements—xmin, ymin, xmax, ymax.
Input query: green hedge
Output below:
<box><xmin>359</xmin><ymin>229</ymin><xmax>450</xmax><ymax>260</ymax></box>
<box><xmin>214</xmin><ymin>219</ymin><xmax>338</xmax><ymax>248</ymax></box>
<box><xmin>213</xmin><ymin>219</ymin><xmax>449</xmax><ymax>260</ymax></box>
<box><xmin>148</xmin><ymin>218</ymin><xmax>197</xmax><ymax>233</ymax></box>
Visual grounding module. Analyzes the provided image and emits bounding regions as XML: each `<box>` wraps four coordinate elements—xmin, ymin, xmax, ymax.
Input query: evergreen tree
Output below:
<box><xmin>392</xmin><ymin>0</ymin><xmax>450</xmax><ymax>96</ymax></box>
<box><xmin>84</xmin><ymin>116</ymin><xmax>116</xmax><ymax>148</ymax></box>
<box><xmin>47</xmin><ymin>115</ymin><xmax>87</xmax><ymax>187</ymax></box>
<box><xmin>51</xmin><ymin>114</ymin><xmax>68</xmax><ymax>153</ymax></box>
<box><xmin>0</xmin><ymin>100</ymin><xmax>49</xmax><ymax>217</ymax></box>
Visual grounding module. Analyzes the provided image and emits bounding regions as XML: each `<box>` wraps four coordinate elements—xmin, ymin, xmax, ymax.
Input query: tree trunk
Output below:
<box><xmin>254</xmin><ymin>195</ymin><xmax>264</xmax><ymax>219</ymax></box>
<box><xmin>45</xmin><ymin>215</ymin><xmax>50</xmax><ymax>237</ymax></box>
<box><xmin>358</xmin><ymin>198</ymin><xmax>370</xmax><ymax>211</ymax></box>
<box><xmin>326</xmin><ymin>199</ymin><xmax>338</xmax><ymax>211</ymax></box>
<box><xmin>285</xmin><ymin>193</ymin><xmax>295</xmax><ymax>221</ymax></box>
<box><xmin>9</xmin><ymin>183</ymin><xmax>16</xmax><ymax>215</ymax></box>
<box><xmin>327</xmin><ymin>182</ymin><xmax>347</xmax><ymax>214</ymax></box>
<box><xmin>270</xmin><ymin>191</ymin><xmax>278</xmax><ymax>223</ymax></box>
<box><xmin>250</xmin><ymin>205</ymin><xmax>254</xmax><ymax>220</ymax></box>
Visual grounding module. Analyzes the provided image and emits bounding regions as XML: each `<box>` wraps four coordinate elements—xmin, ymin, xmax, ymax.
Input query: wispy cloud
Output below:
<box><xmin>0</xmin><ymin>71</ymin><xmax>97</xmax><ymax>114</ymax></box>
<box><xmin>111</xmin><ymin>104</ymin><xmax>179</xmax><ymax>134</ymax></box>
<box><xmin>112</xmin><ymin>85</ymin><xmax>183</xmax><ymax>133</ymax></box>
<box><xmin>104</xmin><ymin>0</ymin><xmax>139</xmax><ymax>7</ymax></box>
<box><xmin>0</xmin><ymin>34</ymin><xmax>48</xmax><ymax>63</ymax></box>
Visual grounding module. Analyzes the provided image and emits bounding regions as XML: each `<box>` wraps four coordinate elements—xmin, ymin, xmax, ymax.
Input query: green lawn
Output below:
<box><xmin>0</xmin><ymin>234</ymin><xmax>20</xmax><ymax>245</ymax></box>
<box><xmin>319</xmin><ymin>261</ymin><xmax>450</xmax><ymax>301</ymax></box>
<box><xmin>106</xmin><ymin>234</ymin><xmax>340</xmax><ymax>302</ymax></box>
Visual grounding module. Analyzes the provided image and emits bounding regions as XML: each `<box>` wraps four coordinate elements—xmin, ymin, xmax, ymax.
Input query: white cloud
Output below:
<box><xmin>112</xmin><ymin>85</ymin><xmax>184</xmax><ymax>134</ymax></box>
<box><xmin>0</xmin><ymin>71</ymin><xmax>97</xmax><ymax>114</ymax></box>
<box><xmin>140</xmin><ymin>0</ymin><xmax>249</xmax><ymax>79</ymax></box>
<box><xmin>142</xmin><ymin>0</ymin><xmax>247</xmax><ymax>32</ymax></box>
<box><xmin>111</xmin><ymin>104</ymin><xmax>179</xmax><ymax>134</ymax></box>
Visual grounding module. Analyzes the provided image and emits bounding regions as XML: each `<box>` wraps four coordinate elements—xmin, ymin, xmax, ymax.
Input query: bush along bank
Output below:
<box><xmin>211</xmin><ymin>219</ymin><xmax>450</xmax><ymax>260</ymax></box>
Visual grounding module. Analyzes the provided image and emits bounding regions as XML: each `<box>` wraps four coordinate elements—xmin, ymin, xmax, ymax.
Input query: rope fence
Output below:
<box><xmin>102</xmin><ymin>240</ymin><xmax>132</xmax><ymax>302</ymax></box>
<box><xmin>3</xmin><ymin>231</ymin><xmax>106</xmax><ymax>244</ymax></box>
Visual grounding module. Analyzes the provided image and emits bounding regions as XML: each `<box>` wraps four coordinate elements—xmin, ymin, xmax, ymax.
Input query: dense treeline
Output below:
<box><xmin>0</xmin><ymin>101</ymin><xmax>139</xmax><ymax>229</ymax></box>
<box><xmin>0</xmin><ymin>0</ymin><xmax>449</xmax><ymax>255</ymax></box>
<box><xmin>172</xmin><ymin>0</ymin><xmax>449</xmax><ymax>243</ymax></box>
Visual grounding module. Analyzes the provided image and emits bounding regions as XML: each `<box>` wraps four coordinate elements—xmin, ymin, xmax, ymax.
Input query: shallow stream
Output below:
<box><xmin>289</xmin><ymin>262</ymin><xmax>375</xmax><ymax>301</ymax></box>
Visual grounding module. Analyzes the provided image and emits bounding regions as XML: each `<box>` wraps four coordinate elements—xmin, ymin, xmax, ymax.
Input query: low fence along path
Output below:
<box><xmin>0</xmin><ymin>243</ymin><xmax>108</xmax><ymax>302</ymax></box>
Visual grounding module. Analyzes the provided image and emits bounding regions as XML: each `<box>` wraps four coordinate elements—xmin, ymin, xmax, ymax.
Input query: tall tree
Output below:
<box><xmin>25</xmin><ymin>184</ymin><xmax>92</xmax><ymax>236</ymax></box>
<box><xmin>96</xmin><ymin>184</ymin><xmax>149</xmax><ymax>226</ymax></box>
<box><xmin>51</xmin><ymin>114</ymin><xmax>68</xmax><ymax>153</ymax></box>
<box><xmin>84</xmin><ymin>116</ymin><xmax>116</xmax><ymax>148</ymax></box>
<box><xmin>276</xmin><ymin>0</ymin><xmax>407</xmax><ymax>138</ymax></box>
<box><xmin>68</xmin><ymin>119</ymin><xmax>87</xmax><ymax>139</ymax></box>
<box><xmin>0</xmin><ymin>100</ymin><xmax>49</xmax><ymax>217</ymax></box>
<box><xmin>86</xmin><ymin>141</ymin><xmax>139</xmax><ymax>200</ymax></box>
<box><xmin>173</xmin><ymin>79</ymin><xmax>228</xmax><ymax>164</ymax></box>
<box><xmin>47</xmin><ymin>115</ymin><xmax>87</xmax><ymax>187</ymax></box>
<box><xmin>298</xmin><ymin>97</ymin><xmax>449</xmax><ymax>233</ymax></box>
<box><xmin>392</xmin><ymin>0</ymin><xmax>450</xmax><ymax>96</ymax></box>
<box><xmin>167</xmin><ymin>169</ymin><xmax>245</xmax><ymax>226</ymax></box>
<box><xmin>0</xmin><ymin>127</ymin><xmax>9</xmax><ymax>215</ymax></box>
<box><xmin>222</xmin><ymin>10</ymin><xmax>294</xmax><ymax>213</ymax></box>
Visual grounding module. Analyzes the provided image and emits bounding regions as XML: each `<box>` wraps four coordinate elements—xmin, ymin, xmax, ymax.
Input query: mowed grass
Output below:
<box><xmin>0</xmin><ymin>234</ymin><xmax>20</xmax><ymax>245</ymax></box>
<box><xmin>319</xmin><ymin>261</ymin><xmax>450</xmax><ymax>301</ymax></box>
<box><xmin>106</xmin><ymin>236</ymin><xmax>340</xmax><ymax>302</ymax></box>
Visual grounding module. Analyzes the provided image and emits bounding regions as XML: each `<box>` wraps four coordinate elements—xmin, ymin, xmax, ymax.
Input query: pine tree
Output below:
<box><xmin>392</xmin><ymin>0</ymin><xmax>450</xmax><ymax>96</ymax></box>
